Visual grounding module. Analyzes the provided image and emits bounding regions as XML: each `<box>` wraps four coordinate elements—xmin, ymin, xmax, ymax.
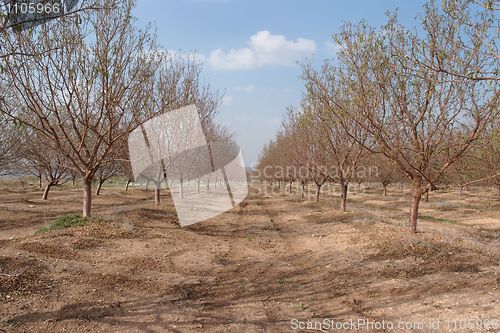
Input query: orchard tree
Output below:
<box><xmin>132</xmin><ymin>51</ymin><xmax>222</xmax><ymax>205</ymax></box>
<box><xmin>370</xmin><ymin>154</ymin><xmax>403</xmax><ymax>197</ymax></box>
<box><xmin>282</xmin><ymin>107</ymin><xmax>312</xmax><ymax>198</ymax></box>
<box><xmin>17</xmin><ymin>129</ymin><xmax>71</xmax><ymax>199</ymax></box>
<box><xmin>302</xmin><ymin>70</ymin><xmax>372</xmax><ymax>211</ymax></box>
<box><xmin>1</xmin><ymin>0</ymin><xmax>160</xmax><ymax>217</ymax></box>
<box><xmin>306</xmin><ymin>1</ymin><xmax>498</xmax><ymax>232</ymax></box>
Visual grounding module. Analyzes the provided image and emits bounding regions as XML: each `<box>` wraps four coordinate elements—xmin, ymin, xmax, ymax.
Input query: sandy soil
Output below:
<box><xmin>0</xmin><ymin>183</ymin><xmax>499</xmax><ymax>332</ymax></box>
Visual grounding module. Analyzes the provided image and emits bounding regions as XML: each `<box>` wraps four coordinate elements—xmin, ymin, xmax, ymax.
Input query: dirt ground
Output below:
<box><xmin>0</xmin><ymin>181</ymin><xmax>499</xmax><ymax>333</ymax></box>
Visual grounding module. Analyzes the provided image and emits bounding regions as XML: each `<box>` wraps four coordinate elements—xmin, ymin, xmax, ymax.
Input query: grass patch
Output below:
<box><xmin>38</xmin><ymin>214</ymin><xmax>105</xmax><ymax>233</ymax></box>
<box><xmin>419</xmin><ymin>215</ymin><xmax>461</xmax><ymax>225</ymax></box>
<box><xmin>277</xmin><ymin>277</ymin><xmax>287</xmax><ymax>285</ymax></box>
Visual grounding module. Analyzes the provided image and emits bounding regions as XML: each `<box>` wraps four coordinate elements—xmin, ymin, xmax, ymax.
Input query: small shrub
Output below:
<box><xmin>38</xmin><ymin>214</ymin><xmax>100</xmax><ymax>233</ymax></box>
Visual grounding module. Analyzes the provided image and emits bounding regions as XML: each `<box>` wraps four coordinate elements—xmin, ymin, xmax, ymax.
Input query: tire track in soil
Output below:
<box><xmin>254</xmin><ymin>194</ymin><xmax>394</xmax><ymax>332</ymax></box>
<box><xmin>226</xmin><ymin>194</ymin><xmax>303</xmax><ymax>325</ymax></box>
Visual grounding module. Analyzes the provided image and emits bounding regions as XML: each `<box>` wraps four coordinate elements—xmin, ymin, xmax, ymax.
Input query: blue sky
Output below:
<box><xmin>133</xmin><ymin>0</ymin><xmax>427</xmax><ymax>165</ymax></box>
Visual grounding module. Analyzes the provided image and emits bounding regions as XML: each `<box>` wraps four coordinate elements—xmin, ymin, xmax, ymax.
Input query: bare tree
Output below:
<box><xmin>369</xmin><ymin>154</ymin><xmax>402</xmax><ymax>197</ymax></box>
<box><xmin>17</xmin><ymin>128</ymin><xmax>71</xmax><ymax>199</ymax></box>
<box><xmin>302</xmin><ymin>74</ymin><xmax>372</xmax><ymax>211</ymax></box>
<box><xmin>304</xmin><ymin>2</ymin><xmax>498</xmax><ymax>232</ymax></box>
<box><xmin>130</xmin><ymin>50</ymin><xmax>222</xmax><ymax>205</ymax></box>
<box><xmin>95</xmin><ymin>161</ymin><xmax>122</xmax><ymax>195</ymax></box>
<box><xmin>1</xmin><ymin>0</ymin><xmax>159</xmax><ymax>217</ymax></box>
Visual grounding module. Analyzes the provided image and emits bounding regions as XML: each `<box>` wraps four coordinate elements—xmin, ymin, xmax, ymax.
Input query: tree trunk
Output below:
<box><xmin>42</xmin><ymin>182</ymin><xmax>53</xmax><ymax>200</ymax></box>
<box><xmin>400</xmin><ymin>182</ymin><xmax>403</xmax><ymax>191</ymax></box>
<box><xmin>96</xmin><ymin>179</ymin><xmax>105</xmax><ymax>195</ymax></box>
<box><xmin>340</xmin><ymin>182</ymin><xmax>348</xmax><ymax>212</ymax></box>
<box><xmin>315</xmin><ymin>183</ymin><xmax>321</xmax><ymax>202</ymax></box>
<box><xmin>425</xmin><ymin>190</ymin><xmax>429</xmax><ymax>202</ymax></box>
<box><xmin>409</xmin><ymin>185</ymin><xmax>423</xmax><ymax>234</ymax></box>
<box><xmin>72</xmin><ymin>175</ymin><xmax>75</xmax><ymax>187</ymax></box>
<box><xmin>288</xmin><ymin>180</ymin><xmax>293</xmax><ymax>194</ymax></box>
<box><xmin>197</xmin><ymin>177</ymin><xmax>201</xmax><ymax>193</ymax></box>
<box><xmin>301</xmin><ymin>183</ymin><xmax>306</xmax><ymax>198</ymax></box>
<box><xmin>459</xmin><ymin>186</ymin><xmax>464</xmax><ymax>196</ymax></box>
<box><xmin>383</xmin><ymin>184</ymin><xmax>387</xmax><ymax>197</ymax></box>
<box><xmin>146</xmin><ymin>180</ymin><xmax>150</xmax><ymax>190</ymax></box>
<box><xmin>83</xmin><ymin>178</ymin><xmax>92</xmax><ymax>218</ymax></box>
<box><xmin>125</xmin><ymin>177</ymin><xmax>132</xmax><ymax>191</ymax></box>
<box><xmin>38</xmin><ymin>174</ymin><xmax>42</xmax><ymax>189</ymax></box>
<box><xmin>154</xmin><ymin>183</ymin><xmax>161</xmax><ymax>205</ymax></box>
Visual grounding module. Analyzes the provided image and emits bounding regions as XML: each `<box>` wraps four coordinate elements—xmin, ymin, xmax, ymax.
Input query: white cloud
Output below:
<box><xmin>232</xmin><ymin>84</ymin><xmax>256</xmax><ymax>93</ymax></box>
<box><xmin>208</xmin><ymin>30</ymin><xmax>316</xmax><ymax>70</ymax></box>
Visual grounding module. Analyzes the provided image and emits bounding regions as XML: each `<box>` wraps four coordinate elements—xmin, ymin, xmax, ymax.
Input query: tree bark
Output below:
<box><xmin>425</xmin><ymin>190</ymin><xmax>429</xmax><ymax>202</ymax></box>
<box><xmin>459</xmin><ymin>186</ymin><xmax>464</xmax><ymax>196</ymax></box>
<box><xmin>288</xmin><ymin>180</ymin><xmax>293</xmax><ymax>194</ymax></box>
<box><xmin>383</xmin><ymin>184</ymin><xmax>387</xmax><ymax>197</ymax></box>
<box><xmin>38</xmin><ymin>174</ymin><xmax>42</xmax><ymax>189</ymax></box>
<box><xmin>83</xmin><ymin>178</ymin><xmax>92</xmax><ymax>218</ymax></box>
<box><xmin>301</xmin><ymin>183</ymin><xmax>306</xmax><ymax>198</ymax></box>
<box><xmin>42</xmin><ymin>182</ymin><xmax>53</xmax><ymax>200</ymax></box>
<box><xmin>154</xmin><ymin>183</ymin><xmax>161</xmax><ymax>205</ymax></box>
<box><xmin>409</xmin><ymin>185</ymin><xmax>423</xmax><ymax>233</ymax></box>
<box><xmin>145</xmin><ymin>180</ymin><xmax>150</xmax><ymax>190</ymax></box>
<box><xmin>400</xmin><ymin>182</ymin><xmax>403</xmax><ymax>191</ymax></box>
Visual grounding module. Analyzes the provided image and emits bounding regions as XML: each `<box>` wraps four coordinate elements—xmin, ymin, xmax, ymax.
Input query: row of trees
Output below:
<box><xmin>0</xmin><ymin>0</ymin><xmax>227</xmax><ymax>217</ymax></box>
<box><xmin>258</xmin><ymin>0</ymin><xmax>499</xmax><ymax>233</ymax></box>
